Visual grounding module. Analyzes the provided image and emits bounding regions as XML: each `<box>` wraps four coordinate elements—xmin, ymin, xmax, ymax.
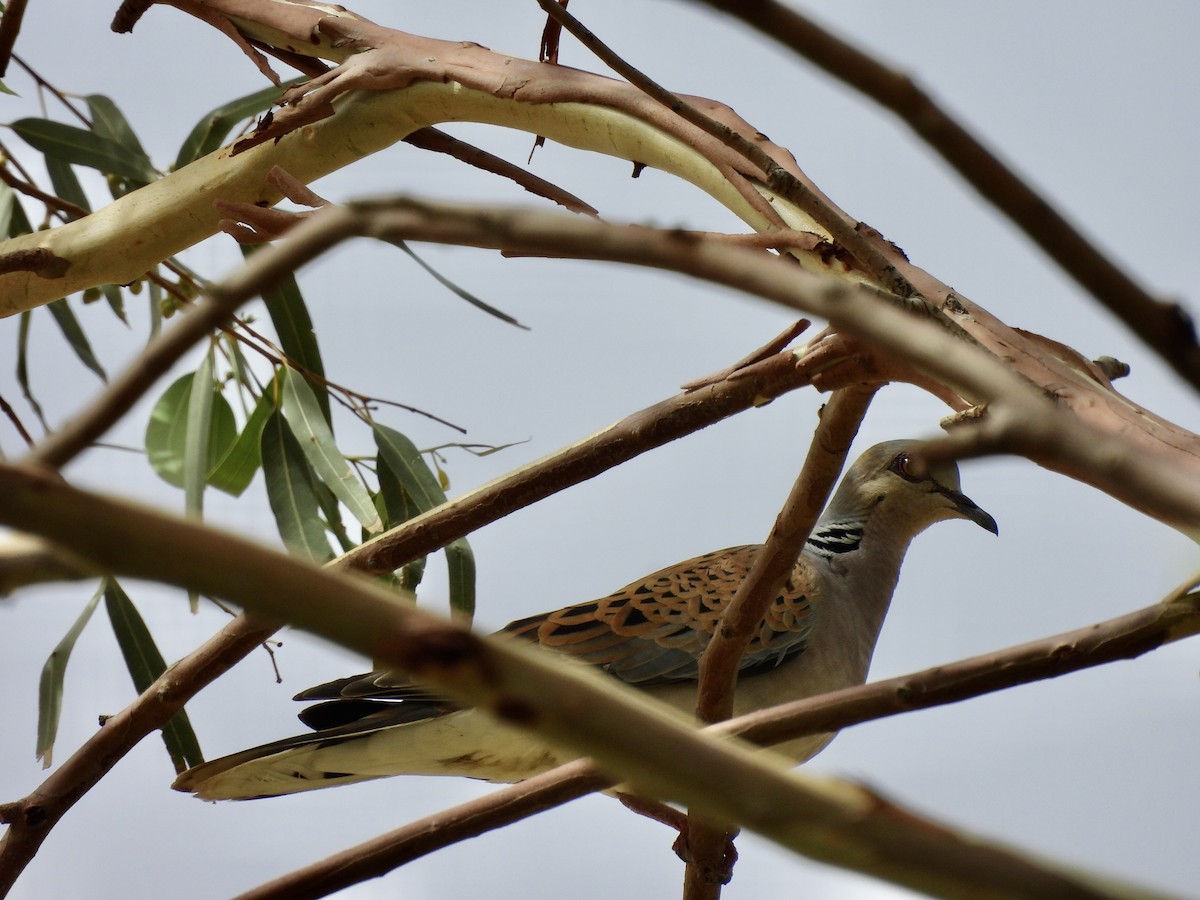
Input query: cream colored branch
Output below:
<box><xmin>0</xmin><ymin>462</ymin><xmax>1144</xmax><ymax>899</ymax></box>
<box><xmin>0</xmin><ymin>3</ymin><xmax>853</xmax><ymax>315</ymax></box>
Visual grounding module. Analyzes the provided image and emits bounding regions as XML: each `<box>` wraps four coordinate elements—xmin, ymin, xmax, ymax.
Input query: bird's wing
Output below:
<box><xmin>501</xmin><ymin>545</ymin><xmax>815</xmax><ymax>684</ymax></box>
<box><xmin>289</xmin><ymin>545</ymin><xmax>816</xmax><ymax>731</ymax></box>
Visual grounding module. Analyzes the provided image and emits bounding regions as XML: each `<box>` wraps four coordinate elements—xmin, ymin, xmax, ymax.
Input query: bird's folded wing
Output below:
<box><xmin>290</xmin><ymin>545</ymin><xmax>817</xmax><ymax>730</ymax></box>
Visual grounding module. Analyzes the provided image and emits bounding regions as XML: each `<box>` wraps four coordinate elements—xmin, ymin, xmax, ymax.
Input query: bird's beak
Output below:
<box><xmin>941</xmin><ymin>487</ymin><xmax>999</xmax><ymax>535</ymax></box>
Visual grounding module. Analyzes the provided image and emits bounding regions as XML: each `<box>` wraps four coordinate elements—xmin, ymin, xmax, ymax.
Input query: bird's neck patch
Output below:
<box><xmin>805</xmin><ymin>520</ymin><xmax>865</xmax><ymax>558</ymax></box>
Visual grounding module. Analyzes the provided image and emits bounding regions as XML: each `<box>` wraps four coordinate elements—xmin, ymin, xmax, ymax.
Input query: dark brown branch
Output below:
<box><xmin>345</xmin><ymin>345</ymin><xmax>819</xmax><ymax>575</ymax></box>
<box><xmin>0</xmin><ymin>0</ymin><xmax>29</xmax><ymax>78</ymax></box>
<box><xmin>110</xmin><ymin>0</ymin><xmax>155</xmax><ymax>34</ymax></box>
<box><xmin>403</xmin><ymin>128</ymin><xmax>599</xmax><ymax>217</ymax></box>
<box><xmin>693</xmin><ymin>0</ymin><xmax>1200</xmax><ymax>393</ymax></box>
<box><xmin>233</xmin><ymin>761</ymin><xmax>608</xmax><ymax>900</ymax></box>
<box><xmin>683</xmin><ymin>386</ymin><xmax>874</xmax><ymax>895</ymax></box>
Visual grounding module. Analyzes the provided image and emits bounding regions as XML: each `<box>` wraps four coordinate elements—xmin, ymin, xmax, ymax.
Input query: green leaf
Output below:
<box><xmin>43</xmin><ymin>156</ymin><xmax>90</xmax><ymax>215</ymax></box>
<box><xmin>375</xmin><ymin>455</ymin><xmax>426</xmax><ymax>590</ymax></box>
<box><xmin>374</xmin><ymin>424</ymin><xmax>476</xmax><ymax>620</ymax></box>
<box><xmin>174</xmin><ymin>79</ymin><xmax>301</xmax><ymax>169</ymax></box>
<box><xmin>103</xmin><ymin>579</ymin><xmax>205</xmax><ymax>772</ymax></box>
<box><xmin>0</xmin><ymin>180</ymin><xmax>14</xmax><ymax>237</ymax></box>
<box><xmin>145</xmin><ymin>373</ymin><xmax>237</xmax><ymax>489</ymax></box>
<box><xmin>207</xmin><ymin>388</ymin><xmax>274</xmax><ymax>496</ymax></box>
<box><xmin>16</xmin><ymin>311</ymin><xmax>48</xmax><ymax>430</ymax></box>
<box><xmin>183</xmin><ymin>349</ymin><xmax>216</xmax><ymax>520</ymax></box>
<box><xmin>444</xmin><ymin>536</ymin><xmax>476</xmax><ymax>621</ymax></box>
<box><xmin>257</xmin><ymin>271</ymin><xmax>329</xmax><ymax>423</ymax></box>
<box><xmin>280</xmin><ymin>368</ymin><xmax>381</xmax><ymax>533</ymax></box>
<box><xmin>147</xmin><ymin>278</ymin><xmax>163</xmax><ymax>338</ymax></box>
<box><xmin>389</xmin><ymin>240</ymin><xmax>527</xmax><ymax>329</ymax></box>
<box><xmin>36</xmin><ymin>586</ymin><xmax>103</xmax><ymax>769</ymax></box>
<box><xmin>4</xmin><ymin>183</ymin><xmax>32</xmax><ymax>237</ymax></box>
<box><xmin>86</xmin><ymin>95</ymin><xmax>150</xmax><ymax>161</ymax></box>
<box><xmin>0</xmin><ymin>79</ymin><xmax>17</xmax><ymax>96</ymax></box>
<box><xmin>11</xmin><ymin>118</ymin><xmax>157</xmax><ymax>184</ymax></box>
<box><xmin>372</xmin><ymin>424</ymin><xmax>448</xmax><ymax>513</ymax></box>
<box><xmin>100</xmin><ymin>283</ymin><xmax>127</xmax><ymax>323</ymax></box>
<box><xmin>47</xmin><ymin>297</ymin><xmax>106</xmax><ymax>381</ymax></box>
<box><xmin>261</xmin><ymin>408</ymin><xmax>333</xmax><ymax>563</ymax></box>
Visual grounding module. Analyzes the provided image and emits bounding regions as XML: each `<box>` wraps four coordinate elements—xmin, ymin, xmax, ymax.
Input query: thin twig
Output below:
<box><xmin>0</xmin><ymin>166</ymin><xmax>88</xmax><ymax>220</ymax></box>
<box><xmin>403</xmin><ymin>127</ymin><xmax>598</xmax><ymax>216</ymax></box>
<box><xmin>21</xmin><ymin>207</ymin><xmax>356</xmax><ymax>469</ymax></box>
<box><xmin>342</xmin><ymin>197</ymin><xmax>1200</xmax><ymax>534</ymax></box>
<box><xmin>683</xmin><ymin>386</ymin><xmax>875</xmax><ymax>894</ymax></box>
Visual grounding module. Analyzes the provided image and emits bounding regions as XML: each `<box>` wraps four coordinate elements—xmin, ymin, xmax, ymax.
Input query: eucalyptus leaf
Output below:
<box><xmin>36</xmin><ymin>586</ymin><xmax>103</xmax><ymax>769</ymax></box>
<box><xmin>390</xmin><ymin>239</ymin><xmax>527</xmax><ymax>329</ymax></box>
<box><xmin>47</xmin><ymin>298</ymin><xmax>106</xmax><ymax>381</ymax></box>
<box><xmin>145</xmin><ymin>373</ymin><xmax>237</xmax><ymax>489</ymax></box>
<box><xmin>280</xmin><ymin>368</ymin><xmax>381</xmax><ymax>533</ymax></box>
<box><xmin>257</xmin><ymin>271</ymin><xmax>329</xmax><ymax>423</ymax></box>
<box><xmin>100</xmin><ymin>283</ymin><xmax>127</xmax><ymax>323</ymax></box>
<box><xmin>103</xmin><ymin>579</ymin><xmax>204</xmax><ymax>772</ymax></box>
<box><xmin>374</xmin><ymin>423</ymin><xmax>476</xmax><ymax>620</ymax></box>
<box><xmin>86</xmin><ymin>95</ymin><xmax>150</xmax><ymax>161</ymax></box>
<box><xmin>206</xmin><ymin>389</ymin><xmax>274</xmax><ymax>497</ymax></box>
<box><xmin>12</xmin><ymin>118</ymin><xmax>157</xmax><ymax>184</ymax></box>
<box><xmin>16</xmin><ymin>311</ymin><xmax>48</xmax><ymax>430</ymax></box>
<box><xmin>261</xmin><ymin>408</ymin><xmax>333</xmax><ymax>563</ymax></box>
<box><xmin>174</xmin><ymin>78</ymin><xmax>302</xmax><ymax>169</ymax></box>
<box><xmin>183</xmin><ymin>350</ymin><xmax>216</xmax><ymax>520</ymax></box>
<box><xmin>43</xmin><ymin>156</ymin><xmax>90</xmax><ymax>215</ymax></box>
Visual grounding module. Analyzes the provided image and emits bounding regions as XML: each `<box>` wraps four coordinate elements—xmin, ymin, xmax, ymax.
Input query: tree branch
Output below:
<box><xmin>691</xmin><ymin>0</ymin><xmax>1200</xmax><ymax>393</ymax></box>
<box><xmin>682</xmin><ymin>386</ymin><xmax>874</xmax><ymax>892</ymax></box>
<box><xmin>0</xmin><ymin>462</ymin><xmax>1155</xmax><ymax>900</ymax></box>
<box><xmin>0</xmin><ymin>314</ymin><xmax>822</xmax><ymax>889</ymax></box>
<box><xmin>231</xmin><ymin>575</ymin><xmax>1200</xmax><ymax>900</ymax></box>
<box><xmin>336</xmin><ymin>197</ymin><xmax>1200</xmax><ymax>535</ymax></box>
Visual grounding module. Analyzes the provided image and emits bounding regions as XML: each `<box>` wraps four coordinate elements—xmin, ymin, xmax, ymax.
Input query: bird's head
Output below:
<box><xmin>827</xmin><ymin>440</ymin><xmax>998</xmax><ymax>538</ymax></box>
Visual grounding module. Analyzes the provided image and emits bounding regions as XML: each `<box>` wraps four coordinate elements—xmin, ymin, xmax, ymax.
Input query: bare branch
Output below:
<box><xmin>690</xmin><ymin>0</ymin><xmax>1200</xmax><ymax>393</ymax></box>
<box><xmin>235</xmin><ymin>574</ymin><xmax>1200</xmax><ymax>900</ymax></box>
<box><xmin>233</xmin><ymin>761</ymin><xmax>608</xmax><ymax>900</ymax></box>
<box><xmin>683</xmin><ymin>386</ymin><xmax>874</xmax><ymax>892</ymax></box>
<box><xmin>0</xmin><ymin>319</ymin><xmax>822</xmax><ymax>888</ymax></box>
<box><xmin>337</xmin><ymin>197</ymin><xmax>1200</xmax><ymax>534</ymax></box>
<box><xmin>0</xmin><ymin>462</ymin><xmax>1152</xmax><ymax>899</ymax></box>
<box><xmin>0</xmin><ymin>0</ymin><xmax>29</xmax><ymax>76</ymax></box>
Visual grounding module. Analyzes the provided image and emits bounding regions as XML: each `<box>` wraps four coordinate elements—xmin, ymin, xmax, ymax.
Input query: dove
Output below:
<box><xmin>174</xmin><ymin>440</ymin><xmax>996</xmax><ymax>800</ymax></box>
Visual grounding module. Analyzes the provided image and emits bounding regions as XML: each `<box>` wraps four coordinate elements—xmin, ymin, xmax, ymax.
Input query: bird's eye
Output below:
<box><xmin>889</xmin><ymin>452</ymin><xmax>919</xmax><ymax>482</ymax></box>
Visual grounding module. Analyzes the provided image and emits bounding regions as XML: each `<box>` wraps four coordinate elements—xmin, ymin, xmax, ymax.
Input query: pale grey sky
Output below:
<box><xmin>1</xmin><ymin>2</ymin><xmax>1198</xmax><ymax>898</ymax></box>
